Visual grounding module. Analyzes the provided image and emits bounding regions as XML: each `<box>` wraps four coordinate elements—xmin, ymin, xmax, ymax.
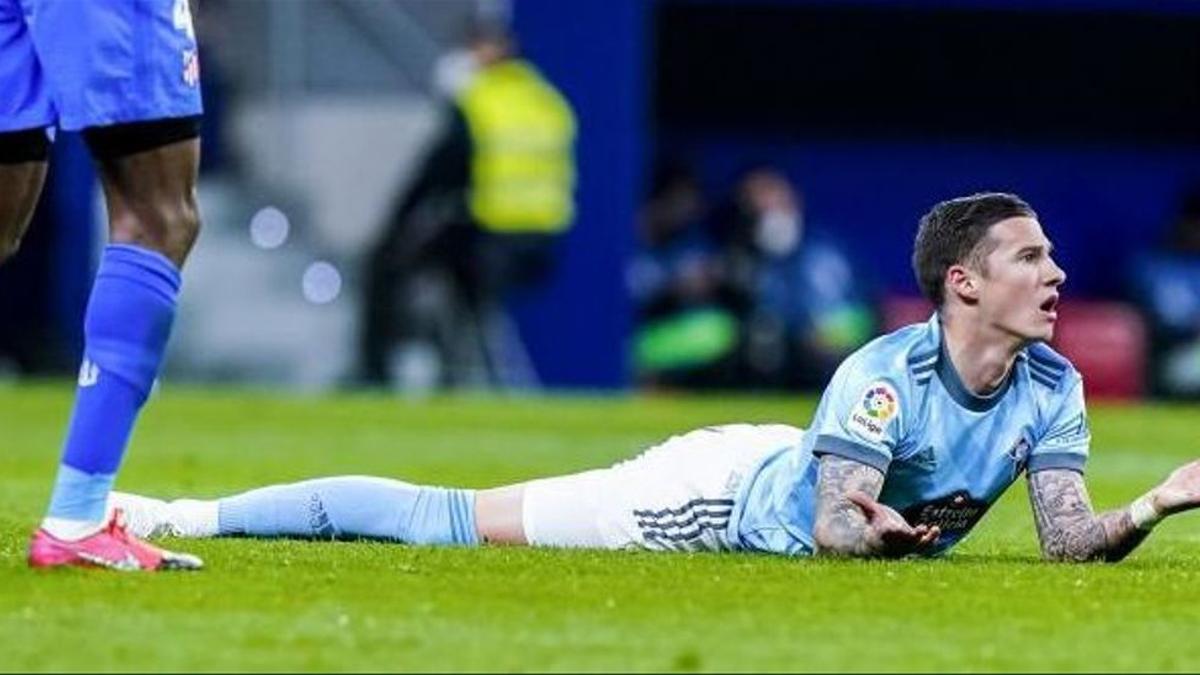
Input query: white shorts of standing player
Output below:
<box><xmin>521</xmin><ymin>424</ymin><xmax>804</xmax><ymax>552</ymax></box>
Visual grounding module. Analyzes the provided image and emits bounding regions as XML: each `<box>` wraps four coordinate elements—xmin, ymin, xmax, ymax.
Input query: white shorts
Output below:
<box><xmin>521</xmin><ymin>423</ymin><xmax>804</xmax><ymax>552</ymax></box>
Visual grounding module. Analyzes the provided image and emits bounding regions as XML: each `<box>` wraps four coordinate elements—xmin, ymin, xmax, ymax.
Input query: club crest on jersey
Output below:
<box><xmin>847</xmin><ymin>381</ymin><xmax>899</xmax><ymax>442</ymax></box>
<box><xmin>1007</xmin><ymin>435</ymin><xmax>1032</xmax><ymax>475</ymax></box>
<box><xmin>182</xmin><ymin>49</ymin><xmax>200</xmax><ymax>88</ymax></box>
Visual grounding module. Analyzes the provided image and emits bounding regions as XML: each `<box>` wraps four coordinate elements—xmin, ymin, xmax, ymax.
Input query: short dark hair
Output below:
<box><xmin>912</xmin><ymin>192</ymin><xmax>1037</xmax><ymax>306</ymax></box>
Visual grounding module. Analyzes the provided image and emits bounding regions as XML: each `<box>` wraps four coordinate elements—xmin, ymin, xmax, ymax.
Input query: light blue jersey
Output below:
<box><xmin>732</xmin><ymin>314</ymin><xmax>1090</xmax><ymax>556</ymax></box>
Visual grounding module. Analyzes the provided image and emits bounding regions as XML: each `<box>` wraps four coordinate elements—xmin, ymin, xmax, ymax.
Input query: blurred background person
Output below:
<box><xmin>629</xmin><ymin>164</ymin><xmax>875</xmax><ymax>390</ymax></box>
<box><xmin>359</xmin><ymin>21</ymin><xmax>577</xmax><ymax>391</ymax></box>
<box><xmin>628</xmin><ymin>162</ymin><xmax>743</xmax><ymax>389</ymax></box>
<box><xmin>1128</xmin><ymin>185</ymin><xmax>1200</xmax><ymax>398</ymax></box>
<box><xmin>710</xmin><ymin>166</ymin><xmax>875</xmax><ymax>389</ymax></box>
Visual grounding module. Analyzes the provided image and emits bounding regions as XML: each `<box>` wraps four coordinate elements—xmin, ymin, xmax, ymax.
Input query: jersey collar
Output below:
<box><xmin>931</xmin><ymin>316</ymin><xmax>1013</xmax><ymax>413</ymax></box>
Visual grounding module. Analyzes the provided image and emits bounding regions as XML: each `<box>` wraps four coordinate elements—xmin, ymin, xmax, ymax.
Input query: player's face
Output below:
<box><xmin>975</xmin><ymin>217</ymin><xmax>1066</xmax><ymax>342</ymax></box>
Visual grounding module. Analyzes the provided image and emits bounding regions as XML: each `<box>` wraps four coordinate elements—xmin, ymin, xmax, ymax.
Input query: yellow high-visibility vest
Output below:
<box><xmin>457</xmin><ymin>60</ymin><xmax>576</xmax><ymax>234</ymax></box>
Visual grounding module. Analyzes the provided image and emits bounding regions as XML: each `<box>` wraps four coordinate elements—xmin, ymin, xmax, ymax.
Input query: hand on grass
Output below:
<box><xmin>1151</xmin><ymin>459</ymin><xmax>1200</xmax><ymax>516</ymax></box>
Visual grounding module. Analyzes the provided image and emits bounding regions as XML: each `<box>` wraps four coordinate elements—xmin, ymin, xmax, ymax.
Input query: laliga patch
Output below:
<box><xmin>182</xmin><ymin>50</ymin><xmax>200</xmax><ymax>88</ymax></box>
<box><xmin>846</xmin><ymin>381</ymin><xmax>899</xmax><ymax>443</ymax></box>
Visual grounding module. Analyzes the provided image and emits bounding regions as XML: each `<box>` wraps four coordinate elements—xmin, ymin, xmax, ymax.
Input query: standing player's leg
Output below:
<box><xmin>0</xmin><ymin>0</ymin><xmax>54</xmax><ymax>262</ymax></box>
<box><xmin>30</xmin><ymin>128</ymin><xmax>203</xmax><ymax>571</ymax></box>
<box><xmin>0</xmin><ymin>130</ymin><xmax>49</xmax><ymax>264</ymax></box>
<box><xmin>25</xmin><ymin>0</ymin><xmax>205</xmax><ymax>571</ymax></box>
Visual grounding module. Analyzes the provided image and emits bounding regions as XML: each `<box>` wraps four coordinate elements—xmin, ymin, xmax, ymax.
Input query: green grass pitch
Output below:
<box><xmin>2</xmin><ymin>381</ymin><xmax>1200</xmax><ymax>672</ymax></box>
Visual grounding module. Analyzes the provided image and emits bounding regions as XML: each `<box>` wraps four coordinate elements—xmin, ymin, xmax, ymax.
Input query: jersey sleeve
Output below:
<box><xmin>1027</xmin><ymin>374</ymin><xmax>1090</xmax><ymax>474</ymax></box>
<box><xmin>808</xmin><ymin>354</ymin><xmax>907</xmax><ymax>473</ymax></box>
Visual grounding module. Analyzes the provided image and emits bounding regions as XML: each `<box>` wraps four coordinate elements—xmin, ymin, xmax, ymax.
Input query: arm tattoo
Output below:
<box><xmin>813</xmin><ymin>455</ymin><xmax>885</xmax><ymax>556</ymax></box>
<box><xmin>1027</xmin><ymin>469</ymin><xmax>1148</xmax><ymax>562</ymax></box>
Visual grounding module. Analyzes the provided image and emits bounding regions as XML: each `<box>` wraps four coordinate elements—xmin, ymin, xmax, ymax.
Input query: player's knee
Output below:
<box><xmin>109</xmin><ymin>195</ymin><xmax>202</xmax><ymax>265</ymax></box>
<box><xmin>170</xmin><ymin>196</ymin><xmax>203</xmax><ymax>258</ymax></box>
<box><xmin>87</xmin><ymin>116</ymin><xmax>203</xmax><ymax>265</ymax></box>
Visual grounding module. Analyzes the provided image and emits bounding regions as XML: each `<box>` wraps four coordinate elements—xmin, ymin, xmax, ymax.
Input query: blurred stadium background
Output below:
<box><xmin>3</xmin><ymin>0</ymin><xmax>1200</xmax><ymax>401</ymax></box>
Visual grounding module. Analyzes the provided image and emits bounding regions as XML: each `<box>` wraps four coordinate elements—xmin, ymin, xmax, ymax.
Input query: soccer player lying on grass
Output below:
<box><xmin>114</xmin><ymin>193</ymin><xmax>1200</xmax><ymax>562</ymax></box>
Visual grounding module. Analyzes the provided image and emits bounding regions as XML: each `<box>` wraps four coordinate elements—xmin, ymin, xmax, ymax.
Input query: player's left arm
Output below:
<box><xmin>1027</xmin><ymin>462</ymin><xmax>1200</xmax><ymax>562</ymax></box>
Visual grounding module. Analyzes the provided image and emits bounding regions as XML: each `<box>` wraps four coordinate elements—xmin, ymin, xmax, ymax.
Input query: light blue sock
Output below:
<box><xmin>216</xmin><ymin>476</ymin><xmax>479</xmax><ymax>546</ymax></box>
<box><xmin>45</xmin><ymin>244</ymin><xmax>180</xmax><ymax>524</ymax></box>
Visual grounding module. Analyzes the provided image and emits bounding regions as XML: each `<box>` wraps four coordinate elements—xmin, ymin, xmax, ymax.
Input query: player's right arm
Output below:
<box><xmin>812</xmin><ymin>455</ymin><xmax>940</xmax><ymax>557</ymax></box>
<box><xmin>1028</xmin><ymin>462</ymin><xmax>1200</xmax><ymax>563</ymax></box>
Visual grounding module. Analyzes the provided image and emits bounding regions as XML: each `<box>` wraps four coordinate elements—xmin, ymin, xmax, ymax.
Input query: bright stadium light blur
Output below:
<box><xmin>302</xmin><ymin>261</ymin><xmax>342</xmax><ymax>305</ymax></box>
<box><xmin>249</xmin><ymin>206</ymin><xmax>290</xmax><ymax>250</ymax></box>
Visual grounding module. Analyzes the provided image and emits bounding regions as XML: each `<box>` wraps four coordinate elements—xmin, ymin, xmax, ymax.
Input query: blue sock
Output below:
<box><xmin>45</xmin><ymin>244</ymin><xmax>181</xmax><ymax>525</ymax></box>
<box><xmin>216</xmin><ymin>476</ymin><xmax>479</xmax><ymax>546</ymax></box>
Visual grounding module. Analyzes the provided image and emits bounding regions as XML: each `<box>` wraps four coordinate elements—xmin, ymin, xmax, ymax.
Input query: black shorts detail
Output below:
<box><xmin>0</xmin><ymin>128</ymin><xmax>51</xmax><ymax>164</ymax></box>
<box><xmin>83</xmin><ymin>116</ymin><xmax>201</xmax><ymax>160</ymax></box>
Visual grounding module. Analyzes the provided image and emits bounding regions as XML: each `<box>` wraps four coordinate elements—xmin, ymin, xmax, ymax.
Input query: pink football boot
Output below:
<box><xmin>28</xmin><ymin>508</ymin><xmax>203</xmax><ymax>571</ymax></box>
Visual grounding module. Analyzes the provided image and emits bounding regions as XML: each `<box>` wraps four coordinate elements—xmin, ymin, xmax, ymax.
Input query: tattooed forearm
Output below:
<box><xmin>1027</xmin><ymin>470</ymin><xmax>1149</xmax><ymax>562</ymax></box>
<box><xmin>813</xmin><ymin>455</ymin><xmax>885</xmax><ymax>556</ymax></box>
<box><xmin>1027</xmin><ymin>470</ymin><xmax>1105</xmax><ymax>561</ymax></box>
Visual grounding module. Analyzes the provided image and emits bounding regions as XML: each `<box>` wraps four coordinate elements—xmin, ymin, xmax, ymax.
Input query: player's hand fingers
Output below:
<box><xmin>1154</xmin><ymin>461</ymin><xmax>1200</xmax><ymax>513</ymax></box>
<box><xmin>880</xmin><ymin>523</ymin><xmax>922</xmax><ymax>547</ymax></box>
<box><xmin>916</xmin><ymin>526</ymin><xmax>940</xmax><ymax>548</ymax></box>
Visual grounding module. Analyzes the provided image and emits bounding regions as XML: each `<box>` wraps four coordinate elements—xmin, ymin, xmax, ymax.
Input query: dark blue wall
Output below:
<box><xmin>0</xmin><ymin>134</ymin><xmax>94</xmax><ymax>372</ymax></box>
<box><xmin>662</xmin><ymin>136</ymin><xmax>1200</xmax><ymax>299</ymax></box>
<box><xmin>46</xmin><ymin>133</ymin><xmax>96</xmax><ymax>360</ymax></box>
<box><xmin>511</xmin><ymin>0</ymin><xmax>647</xmax><ymax>389</ymax></box>
<box><xmin>511</xmin><ymin>0</ymin><xmax>1200</xmax><ymax>389</ymax></box>
<box><xmin>670</xmin><ymin>0</ymin><xmax>1200</xmax><ymax>13</ymax></box>
<box><xmin>655</xmin><ymin>0</ymin><xmax>1200</xmax><ymax>299</ymax></box>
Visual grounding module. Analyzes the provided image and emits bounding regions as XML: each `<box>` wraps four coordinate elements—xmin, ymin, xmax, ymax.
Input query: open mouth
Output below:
<box><xmin>1039</xmin><ymin>295</ymin><xmax>1059</xmax><ymax>319</ymax></box>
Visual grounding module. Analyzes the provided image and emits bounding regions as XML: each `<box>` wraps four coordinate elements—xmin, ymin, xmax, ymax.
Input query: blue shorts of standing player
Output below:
<box><xmin>1</xmin><ymin>0</ymin><xmax>205</xmax><ymax>571</ymax></box>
